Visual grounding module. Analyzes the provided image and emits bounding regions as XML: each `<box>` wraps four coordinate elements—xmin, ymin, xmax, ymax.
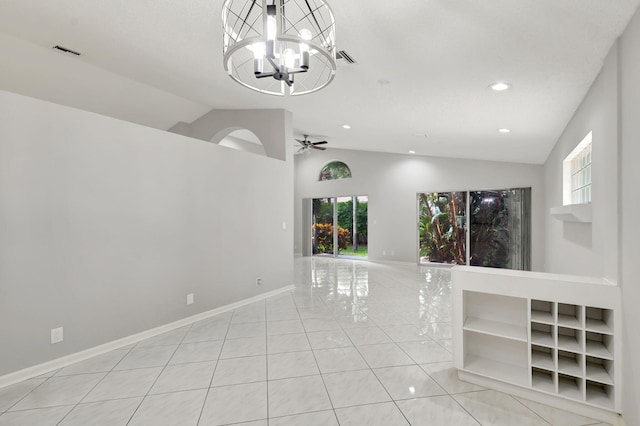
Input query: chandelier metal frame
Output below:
<box><xmin>222</xmin><ymin>0</ymin><xmax>336</xmax><ymax>96</ymax></box>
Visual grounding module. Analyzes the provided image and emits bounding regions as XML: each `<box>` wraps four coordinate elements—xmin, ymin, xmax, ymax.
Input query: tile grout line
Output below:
<box><xmin>510</xmin><ymin>393</ymin><xmax>555</xmax><ymax>425</ymax></box>
<box><xmin>3</xmin><ymin>373</ymin><xmax>56</xmax><ymax>414</ymax></box>
<box><xmin>341</xmin><ymin>295</ymin><xmax>415</xmax><ymax>425</ymax></box>
<box><xmin>53</xmin><ymin>345</ymin><xmax>136</xmax><ymax>425</ymax></box>
<box><xmin>294</xmin><ymin>293</ymin><xmax>341</xmax><ymax>425</ymax></box>
<box><xmin>195</xmin><ymin>309</ymin><xmax>234</xmax><ymax>425</ymax></box>
<box><xmin>264</xmin><ymin>297</ymin><xmax>271</xmax><ymax>425</ymax></box>
<box><xmin>11</xmin><ymin>344</ymin><xmax>138</xmax><ymax>424</ymax></box>
<box><xmin>448</xmin><ymin>392</ymin><xmax>486</xmax><ymax>426</ymax></box>
<box><xmin>311</xmin><ymin>269</ymin><xmax>407</xmax><ymax>422</ymax></box>
<box><xmin>122</xmin><ymin>323</ymin><xmax>195</xmax><ymax>426</ymax></box>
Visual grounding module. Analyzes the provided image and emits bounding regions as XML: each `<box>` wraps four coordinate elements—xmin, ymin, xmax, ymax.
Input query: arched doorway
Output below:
<box><xmin>218</xmin><ymin>129</ymin><xmax>266</xmax><ymax>156</ymax></box>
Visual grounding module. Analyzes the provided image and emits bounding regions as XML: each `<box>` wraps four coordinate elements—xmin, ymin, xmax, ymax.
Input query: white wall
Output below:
<box><xmin>543</xmin><ymin>46</ymin><xmax>619</xmax><ymax>282</ymax></box>
<box><xmin>620</xmin><ymin>8</ymin><xmax>640</xmax><ymax>425</ymax></box>
<box><xmin>0</xmin><ymin>91</ymin><xmax>294</xmax><ymax>376</ymax></box>
<box><xmin>542</xmin><ymin>6</ymin><xmax>640</xmax><ymax>422</ymax></box>
<box><xmin>294</xmin><ymin>149</ymin><xmax>545</xmax><ymax>270</ymax></box>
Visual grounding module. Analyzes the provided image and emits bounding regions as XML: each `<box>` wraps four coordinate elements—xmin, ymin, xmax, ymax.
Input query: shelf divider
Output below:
<box><xmin>463</xmin><ymin>317</ymin><xmax>527</xmax><ymax>342</ymax></box>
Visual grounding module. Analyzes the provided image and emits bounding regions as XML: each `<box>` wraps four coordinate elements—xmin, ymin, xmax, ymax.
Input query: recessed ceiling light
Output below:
<box><xmin>489</xmin><ymin>82</ymin><xmax>511</xmax><ymax>91</ymax></box>
<box><xmin>342</xmin><ymin>124</ymin><xmax>351</xmax><ymax>129</ymax></box>
<box><xmin>409</xmin><ymin>150</ymin><xmax>416</xmax><ymax>154</ymax></box>
<box><xmin>497</xmin><ymin>128</ymin><xmax>511</xmax><ymax>133</ymax></box>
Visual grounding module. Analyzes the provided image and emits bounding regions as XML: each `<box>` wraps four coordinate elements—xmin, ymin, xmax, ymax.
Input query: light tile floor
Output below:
<box><xmin>0</xmin><ymin>258</ymin><xmax>610</xmax><ymax>425</ymax></box>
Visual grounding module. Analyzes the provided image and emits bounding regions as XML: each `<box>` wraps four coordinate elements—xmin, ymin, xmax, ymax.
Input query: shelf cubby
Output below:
<box><xmin>464</xmin><ymin>331</ymin><xmax>529</xmax><ymax>386</ymax></box>
<box><xmin>586</xmin><ymin>381</ymin><xmax>615</xmax><ymax>410</ymax></box>
<box><xmin>464</xmin><ymin>291</ymin><xmax>527</xmax><ymax>341</ymax></box>
<box><xmin>531</xmin><ymin>345</ymin><xmax>555</xmax><ymax>371</ymax></box>
<box><xmin>532</xmin><ymin>367</ymin><xmax>556</xmax><ymax>393</ymax></box>
<box><xmin>531</xmin><ymin>322</ymin><xmax>554</xmax><ymax>348</ymax></box>
<box><xmin>585</xmin><ymin>332</ymin><xmax>613</xmax><ymax>360</ymax></box>
<box><xmin>557</xmin><ymin>350</ymin><xmax>583</xmax><ymax>377</ymax></box>
<box><xmin>585</xmin><ymin>307</ymin><xmax>613</xmax><ymax>335</ymax></box>
<box><xmin>586</xmin><ymin>356</ymin><xmax>613</xmax><ymax>386</ymax></box>
<box><xmin>557</xmin><ymin>326</ymin><xmax>583</xmax><ymax>353</ymax></box>
<box><xmin>531</xmin><ymin>299</ymin><xmax>554</xmax><ymax>324</ymax></box>
<box><xmin>558</xmin><ymin>373</ymin><xmax>584</xmax><ymax>400</ymax></box>
<box><xmin>557</xmin><ymin>303</ymin><xmax>583</xmax><ymax>329</ymax></box>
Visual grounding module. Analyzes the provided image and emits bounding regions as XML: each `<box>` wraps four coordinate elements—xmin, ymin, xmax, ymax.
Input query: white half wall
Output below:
<box><xmin>294</xmin><ymin>149</ymin><xmax>545</xmax><ymax>270</ymax></box>
<box><xmin>0</xmin><ymin>91</ymin><xmax>294</xmax><ymax>376</ymax></box>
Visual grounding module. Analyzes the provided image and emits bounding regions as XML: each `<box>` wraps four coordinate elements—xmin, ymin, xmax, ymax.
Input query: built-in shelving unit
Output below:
<box><xmin>452</xmin><ymin>266</ymin><xmax>621</xmax><ymax>419</ymax></box>
<box><xmin>526</xmin><ymin>300</ymin><xmax>615</xmax><ymax>410</ymax></box>
<box><xmin>462</xmin><ymin>292</ymin><xmax>529</xmax><ymax>386</ymax></box>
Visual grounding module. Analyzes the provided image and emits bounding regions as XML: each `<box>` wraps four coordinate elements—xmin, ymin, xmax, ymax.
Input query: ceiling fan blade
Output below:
<box><xmin>311</xmin><ymin>141</ymin><xmax>328</xmax><ymax>145</ymax></box>
<box><xmin>295</xmin><ymin>139</ymin><xmax>307</xmax><ymax>145</ymax></box>
<box><xmin>312</xmin><ymin>146</ymin><xmax>327</xmax><ymax>150</ymax></box>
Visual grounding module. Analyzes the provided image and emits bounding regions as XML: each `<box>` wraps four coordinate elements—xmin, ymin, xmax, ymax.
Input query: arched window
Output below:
<box><xmin>319</xmin><ymin>161</ymin><xmax>352</xmax><ymax>181</ymax></box>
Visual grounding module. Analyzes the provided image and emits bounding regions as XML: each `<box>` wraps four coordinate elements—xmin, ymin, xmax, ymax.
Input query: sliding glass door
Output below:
<box><xmin>312</xmin><ymin>198</ymin><xmax>334</xmax><ymax>256</ymax></box>
<box><xmin>312</xmin><ymin>196</ymin><xmax>368</xmax><ymax>259</ymax></box>
<box><xmin>469</xmin><ymin>188</ymin><xmax>531</xmax><ymax>270</ymax></box>
<box><xmin>418</xmin><ymin>188</ymin><xmax>531</xmax><ymax>270</ymax></box>
<box><xmin>418</xmin><ymin>192</ymin><xmax>467</xmax><ymax>265</ymax></box>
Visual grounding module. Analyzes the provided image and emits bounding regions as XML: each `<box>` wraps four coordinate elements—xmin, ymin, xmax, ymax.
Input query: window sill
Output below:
<box><xmin>550</xmin><ymin>204</ymin><xmax>592</xmax><ymax>223</ymax></box>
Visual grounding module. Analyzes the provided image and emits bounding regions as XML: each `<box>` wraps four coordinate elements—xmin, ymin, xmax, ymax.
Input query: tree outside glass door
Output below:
<box><xmin>418</xmin><ymin>188</ymin><xmax>531</xmax><ymax>270</ymax></box>
<box><xmin>312</xmin><ymin>196</ymin><xmax>368</xmax><ymax>259</ymax></box>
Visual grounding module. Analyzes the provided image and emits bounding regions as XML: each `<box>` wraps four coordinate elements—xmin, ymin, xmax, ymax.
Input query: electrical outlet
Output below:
<box><xmin>256</xmin><ymin>277</ymin><xmax>263</xmax><ymax>286</ymax></box>
<box><xmin>51</xmin><ymin>327</ymin><xmax>63</xmax><ymax>344</ymax></box>
<box><xmin>187</xmin><ymin>293</ymin><xmax>194</xmax><ymax>305</ymax></box>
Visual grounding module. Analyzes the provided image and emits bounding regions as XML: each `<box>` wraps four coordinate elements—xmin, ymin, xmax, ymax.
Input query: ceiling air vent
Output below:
<box><xmin>336</xmin><ymin>50</ymin><xmax>356</xmax><ymax>64</ymax></box>
<box><xmin>53</xmin><ymin>45</ymin><xmax>81</xmax><ymax>56</ymax></box>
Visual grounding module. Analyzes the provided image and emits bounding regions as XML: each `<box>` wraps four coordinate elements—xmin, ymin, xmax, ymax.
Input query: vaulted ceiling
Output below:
<box><xmin>0</xmin><ymin>0</ymin><xmax>638</xmax><ymax>163</ymax></box>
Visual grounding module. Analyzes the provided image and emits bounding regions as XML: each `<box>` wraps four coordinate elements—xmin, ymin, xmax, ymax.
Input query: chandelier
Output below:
<box><xmin>222</xmin><ymin>0</ymin><xmax>336</xmax><ymax>96</ymax></box>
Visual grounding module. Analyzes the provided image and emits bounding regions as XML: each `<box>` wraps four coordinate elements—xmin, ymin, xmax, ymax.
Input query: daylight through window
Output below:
<box><xmin>563</xmin><ymin>131</ymin><xmax>592</xmax><ymax>205</ymax></box>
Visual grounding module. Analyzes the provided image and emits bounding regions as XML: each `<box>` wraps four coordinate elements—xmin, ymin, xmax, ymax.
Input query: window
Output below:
<box><xmin>563</xmin><ymin>131</ymin><xmax>592</xmax><ymax>205</ymax></box>
<box><xmin>418</xmin><ymin>188</ymin><xmax>531</xmax><ymax>270</ymax></box>
<box><xmin>319</xmin><ymin>161</ymin><xmax>352</xmax><ymax>181</ymax></box>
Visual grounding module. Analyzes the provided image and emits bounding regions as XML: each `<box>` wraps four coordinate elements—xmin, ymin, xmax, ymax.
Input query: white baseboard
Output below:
<box><xmin>0</xmin><ymin>285</ymin><xmax>295</xmax><ymax>390</ymax></box>
<box><xmin>368</xmin><ymin>259</ymin><xmax>417</xmax><ymax>266</ymax></box>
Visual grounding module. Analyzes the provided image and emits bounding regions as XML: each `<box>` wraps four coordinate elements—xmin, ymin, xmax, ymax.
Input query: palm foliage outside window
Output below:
<box><xmin>319</xmin><ymin>161</ymin><xmax>352</xmax><ymax>181</ymax></box>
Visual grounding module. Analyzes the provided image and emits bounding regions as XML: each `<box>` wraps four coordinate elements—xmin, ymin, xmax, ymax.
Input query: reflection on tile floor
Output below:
<box><xmin>0</xmin><ymin>258</ymin><xmax>607</xmax><ymax>425</ymax></box>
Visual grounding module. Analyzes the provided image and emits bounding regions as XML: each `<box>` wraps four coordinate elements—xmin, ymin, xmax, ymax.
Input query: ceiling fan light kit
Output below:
<box><xmin>222</xmin><ymin>0</ymin><xmax>336</xmax><ymax>96</ymax></box>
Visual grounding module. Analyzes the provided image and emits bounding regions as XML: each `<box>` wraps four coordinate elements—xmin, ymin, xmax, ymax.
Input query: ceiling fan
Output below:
<box><xmin>296</xmin><ymin>135</ymin><xmax>328</xmax><ymax>153</ymax></box>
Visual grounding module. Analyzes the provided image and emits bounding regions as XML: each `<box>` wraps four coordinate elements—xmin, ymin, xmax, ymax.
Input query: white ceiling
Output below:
<box><xmin>0</xmin><ymin>0</ymin><xmax>638</xmax><ymax>164</ymax></box>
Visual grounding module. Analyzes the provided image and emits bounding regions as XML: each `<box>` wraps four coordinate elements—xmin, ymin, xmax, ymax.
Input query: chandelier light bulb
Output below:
<box><xmin>251</xmin><ymin>42</ymin><xmax>265</xmax><ymax>59</ymax></box>
<box><xmin>266</xmin><ymin>6</ymin><xmax>277</xmax><ymax>41</ymax></box>
<box><xmin>283</xmin><ymin>48</ymin><xmax>296</xmax><ymax>69</ymax></box>
<box><xmin>299</xmin><ymin>28</ymin><xmax>312</xmax><ymax>40</ymax></box>
<box><xmin>299</xmin><ymin>29</ymin><xmax>311</xmax><ymax>68</ymax></box>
